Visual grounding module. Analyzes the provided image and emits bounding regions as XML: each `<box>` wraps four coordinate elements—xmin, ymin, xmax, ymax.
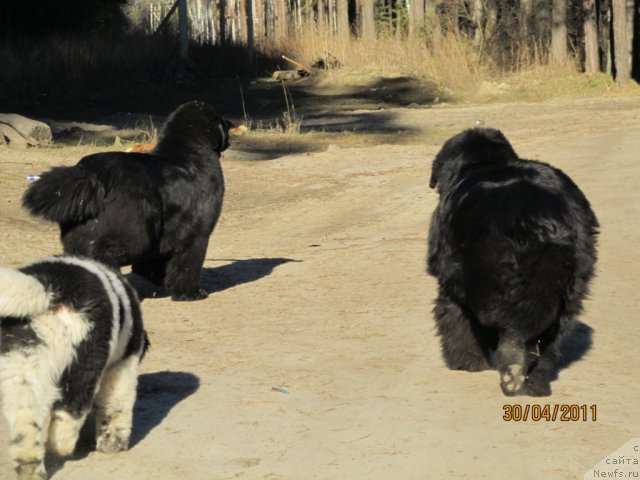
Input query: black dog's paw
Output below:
<box><xmin>499</xmin><ymin>364</ymin><xmax>526</xmax><ymax>396</ymax></box>
<box><xmin>524</xmin><ymin>376</ymin><xmax>552</xmax><ymax>397</ymax></box>
<box><xmin>171</xmin><ymin>288</ymin><xmax>208</xmax><ymax>302</ymax></box>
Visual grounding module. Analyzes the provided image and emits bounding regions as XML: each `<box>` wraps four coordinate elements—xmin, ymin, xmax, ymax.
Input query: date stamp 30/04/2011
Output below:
<box><xmin>503</xmin><ymin>404</ymin><xmax>597</xmax><ymax>422</ymax></box>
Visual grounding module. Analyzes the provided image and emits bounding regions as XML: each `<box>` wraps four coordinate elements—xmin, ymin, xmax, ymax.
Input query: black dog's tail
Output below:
<box><xmin>22</xmin><ymin>166</ymin><xmax>105</xmax><ymax>224</ymax></box>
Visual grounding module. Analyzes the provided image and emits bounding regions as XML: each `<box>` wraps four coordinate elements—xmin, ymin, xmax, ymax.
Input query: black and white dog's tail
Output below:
<box><xmin>0</xmin><ymin>267</ymin><xmax>51</xmax><ymax>318</ymax></box>
<box><xmin>22</xmin><ymin>166</ymin><xmax>105</xmax><ymax>224</ymax></box>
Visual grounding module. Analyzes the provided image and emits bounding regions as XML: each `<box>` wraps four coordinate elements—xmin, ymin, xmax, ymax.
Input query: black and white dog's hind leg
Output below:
<box><xmin>0</xmin><ymin>257</ymin><xmax>147</xmax><ymax>480</ymax></box>
<box><xmin>93</xmin><ymin>282</ymin><xmax>147</xmax><ymax>453</ymax></box>
<box><xmin>0</xmin><ymin>268</ymin><xmax>69</xmax><ymax>480</ymax></box>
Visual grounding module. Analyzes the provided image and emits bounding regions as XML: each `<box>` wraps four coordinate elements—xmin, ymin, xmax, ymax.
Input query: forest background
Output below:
<box><xmin>0</xmin><ymin>0</ymin><xmax>638</xmax><ymax>122</ymax></box>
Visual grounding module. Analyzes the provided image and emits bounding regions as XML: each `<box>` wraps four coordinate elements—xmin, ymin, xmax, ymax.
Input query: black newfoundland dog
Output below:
<box><xmin>23</xmin><ymin>101</ymin><xmax>232</xmax><ymax>301</ymax></box>
<box><xmin>427</xmin><ymin>128</ymin><xmax>598</xmax><ymax>396</ymax></box>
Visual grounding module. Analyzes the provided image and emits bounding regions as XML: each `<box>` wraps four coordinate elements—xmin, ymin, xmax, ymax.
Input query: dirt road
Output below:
<box><xmin>1</xmin><ymin>96</ymin><xmax>639</xmax><ymax>479</ymax></box>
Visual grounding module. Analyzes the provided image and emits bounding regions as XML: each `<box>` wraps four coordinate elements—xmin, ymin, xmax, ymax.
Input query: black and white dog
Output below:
<box><xmin>22</xmin><ymin>101</ymin><xmax>233</xmax><ymax>301</ymax></box>
<box><xmin>0</xmin><ymin>256</ymin><xmax>148</xmax><ymax>480</ymax></box>
<box><xmin>427</xmin><ymin>128</ymin><xmax>598</xmax><ymax>396</ymax></box>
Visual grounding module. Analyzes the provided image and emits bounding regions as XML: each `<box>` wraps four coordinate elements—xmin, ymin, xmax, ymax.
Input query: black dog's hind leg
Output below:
<box><xmin>434</xmin><ymin>294</ymin><xmax>493</xmax><ymax>372</ymax></box>
<box><xmin>132</xmin><ymin>257</ymin><xmax>168</xmax><ymax>286</ymax></box>
<box><xmin>495</xmin><ymin>330</ymin><xmax>529</xmax><ymax>396</ymax></box>
<box><xmin>521</xmin><ymin>321</ymin><xmax>563</xmax><ymax>397</ymax></box>
<box><xmin>522</xmin><ymin>343</ymin><xmax>556</xmax><ymax>397</ymax></box>
<box><xmin>164</xmin><ymin>236</ymin><xmax>209</xmax><ymax>301</ymax></box>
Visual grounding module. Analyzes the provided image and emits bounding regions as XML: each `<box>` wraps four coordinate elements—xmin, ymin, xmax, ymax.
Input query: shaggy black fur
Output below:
<box><xmin>427</xmin><ymin>128</ymin><xmax>598</xmax><ymax>396</ymax></box>
<box><xmin>23</xmin><ymin>101</ymin><xmax>233</xmax><ymax>301</ymax></box>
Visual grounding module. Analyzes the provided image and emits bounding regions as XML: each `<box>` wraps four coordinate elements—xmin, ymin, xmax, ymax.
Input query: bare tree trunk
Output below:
<box><xmin>625</xmin><ymin>0</ymin><xmax>634</xmax><ymax>75</ymax></box>
<box><xmin>266</xmin><ymin>0</ymin><xmax>273</xmax><ymax>38</ymax></box>
<box><xmin>318</xmin><ymin>0</ymin><xmax>326</xmax><ymax>31</ymax></box>
<box><xmin>337</xmin><ymin>0</ymin><xmax>350</xmax><ymax>36</ymax></box>
<box><xmin>358</xmin><ymin>0</ymin><xmax>376</xmax><ymax>39</ymax></box>
<box><xmin>294</xmin><ymin>0</ymin><xmax>302</xmax><ymax>32</ymax></box>
<box><xmin>612</xmin><ymin>0</ymin><xmax>631</xmax><ymax>81</ymax></box>
<box><xmin>245</xmin><ymin>0</ymin><xmax>254</xmax><ymax>56</ymax></box>
<box><xmin>551</xmin><ymin>0</ymin><xmax>568</xmax><ymax>62</ymax></box>
<box><xmin>468</xmin><ymin>0</ymin><xmax>481</xmax><ymax>47</ymax></box>
<box><xmin>275</xmin><ymin>0</ymin><xmax>287</xmax><ymax>39</ymax></box>
<box><xmin>634</xmin><ymin>0</ymin><xmax>640</xmax><ymax>79</ymax></box>
<box><xmin>534</xmin><ymin>0</ymin><xmax>551</xmax><ymax>40</ymax></box>
<box><xmin>485</xmin><ymin>0</ymin><xmax>498</xmax><ymax>38</ymax></box>
<box><xmin>330</xmin><ymin>0</ymin><xmax>337</xmax><ymax>34</ymax></box>
<box><xmin>253</xmin><ymin>0</ymin><xmax>263</xmax><ymax>40</ymax></box>
<box><xmin>584</xmin><ymin>0</ymin><xmax>600</xmax><ymax>71</ymax></box>
<box><xmin>521</xmin><ymin>0</ymin><xmax>534</xmax><ymax>39</ymax></box>
<box><xmin>427</xmin><ymin>0</ymin><xmax>441</xmax><ymax>36</ymax></box>
<box><xmin>394</xmin><ymin>0</ymin><xmax>402</xmax><ymax>38</ymax></box>
<box><xmin>599</xmin><ymin>0</ymin><xmax>612</xmax><ymax>73</ymax></box>
<box><xmin>178</xmin><ymin>0</ymin><xmax>188</xmax><ymax>65</ymax></box>
<box><xmin>231</xmin><ymin>0</ymin><xmax>241</xmax><ymax>42</ymax></box>
<box><xmin>219</xmin><ymin>0</ymin><xmax>227</xmax><ymax>43</ymax></box>
<box><xmin>408</xmin><ymin>0</ymin><xmax>425</xmax><ymax>37</ymax></box>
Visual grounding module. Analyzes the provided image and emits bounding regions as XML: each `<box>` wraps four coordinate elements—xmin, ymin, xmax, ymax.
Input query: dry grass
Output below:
<box><xmin>265</xmin><ymin>27</ymin><xmax>639</xmax><ymax>103</ymax></box>
<box><xmin>493</xmin><ymin>69</ymin><xmax>640</xmax><ymax>102</ymax></box>
<box><xmin>268</xmin><ymin>29</ymin><xmax>486</xmax><ymax>92</ymax></box>
<box><xmin>1</xmin><ymin>28</ymin><xmax>637</xmax><ymax>127</ymax></box>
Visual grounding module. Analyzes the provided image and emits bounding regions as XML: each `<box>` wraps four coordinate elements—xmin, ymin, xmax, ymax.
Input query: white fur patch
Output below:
<box><xmin>0</xmin><ymin>306</ymin><xmax>91</xmax><ymax>477</ymax></box>
<box><xmin>40</xmin><ymin>256</ymin><xmax>134</xmax><ymax>365</ymax></box>
<box><xmin>0</xmin><ymin>306</ymin><xmax>93</xmax><ymax>410</ymax></box>
<box><xmin>95</xmin><ymin>355</ymin><xmax>141</xmax><ymax>453</ymax></box>
<box><xmin>0</xmin><ymin>267</ymin><xmax>51</xmax><ymax>317</ymax></box>
<box><xmin>48</xmin><ymin>409</ymin><xmax>88</xmax><ymax>456</ymax></box>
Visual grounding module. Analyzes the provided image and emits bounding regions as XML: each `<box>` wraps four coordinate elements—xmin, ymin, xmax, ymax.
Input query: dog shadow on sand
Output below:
<box><xmin>46</xmin><ymin>371</ymin><xmax>199</xmax><ymax>478</ymax></box>
<box><xmin>127</xmin><ymin>257</ymin><xmax>299</xmax><ymax>300</ymax></box>
<box><xmin>551</xmin><ymin>321</ymin><xmax>594</xmax><ymax>381</ymax></box>
<box><xmin>46</xmin><ymin>258</ymin><xmax>297</xmax><ymax>476</ymax></box>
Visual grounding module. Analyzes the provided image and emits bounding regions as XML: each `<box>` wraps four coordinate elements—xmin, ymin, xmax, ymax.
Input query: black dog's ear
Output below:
<box><xmin>216</xmin><ymin>118</ymin><xmax>235</xmax><ymax>154</ymax></box>
<box><xmin>429</xmin><ymin>156</ymin><xmax>441</xmax><ymax>189</ymax></box>
<box><xmin>429</xmin><ymin>169</ymin><xmax>438</xmax><ymax>188</ymax></box>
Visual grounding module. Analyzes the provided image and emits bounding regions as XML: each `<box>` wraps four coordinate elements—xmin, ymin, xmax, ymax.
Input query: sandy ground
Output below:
<box><xmin>0</xmin><ymin>96</ymin><xmax>639</xmax><ymax>480</ymax></box>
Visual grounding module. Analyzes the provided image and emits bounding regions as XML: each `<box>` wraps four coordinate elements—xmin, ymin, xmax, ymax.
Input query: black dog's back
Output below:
<box><xmin>450</xmin><ymin>168</ymin><xmax>578</xmax><ymax>337</ymax></box>
<box><xmin>61</xmin><ymin>152</ymin><xmax>165</xmax><ymax>265</ymax></box>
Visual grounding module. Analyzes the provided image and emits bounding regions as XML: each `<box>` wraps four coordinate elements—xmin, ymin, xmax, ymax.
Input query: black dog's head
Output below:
<box><xmin>158</xmin><ymin>101</ymin><xmax>235</xmax><ymax>155</ymax></box>
<box><xmin>429</xmin><ymin>128</ymin><xmax>518</xmax><ymax>193</ymax></box>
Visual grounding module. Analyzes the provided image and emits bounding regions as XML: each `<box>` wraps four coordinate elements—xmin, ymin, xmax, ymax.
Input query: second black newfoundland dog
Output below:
<box><xmin>23</xmin><ymin>101</ymin><xmax>233</xmax><ymax>301</ymax></box>
<box><xmin>427</xmin><ymin>128</ymin><xmax>598</xmax><ymax>396</ymax></box>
